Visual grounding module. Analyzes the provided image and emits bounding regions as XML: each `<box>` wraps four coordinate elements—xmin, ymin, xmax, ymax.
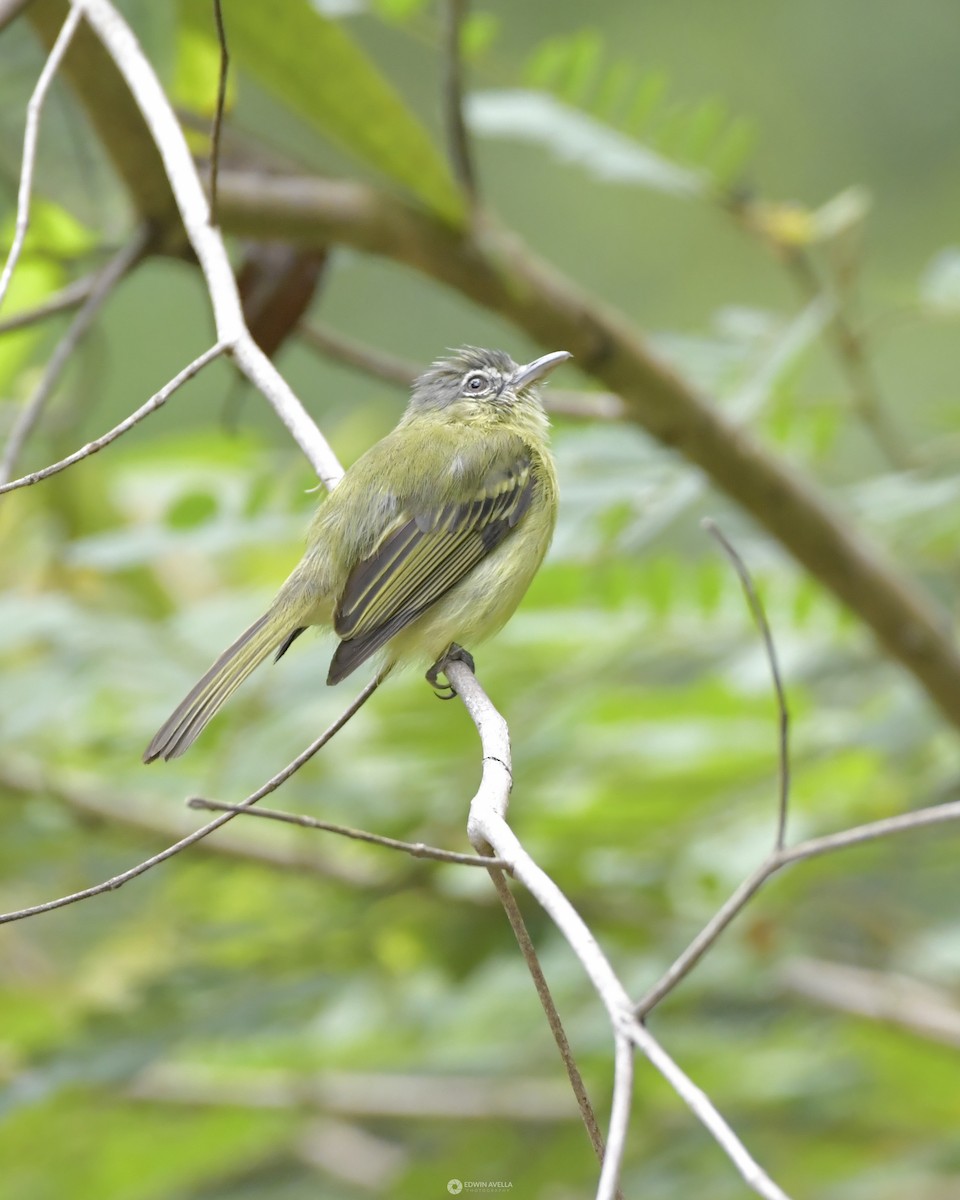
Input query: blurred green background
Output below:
<box><xmin>3</xmin><ymin>1</ymin><xmax>960</xmax><ymax>1197</ymax></box>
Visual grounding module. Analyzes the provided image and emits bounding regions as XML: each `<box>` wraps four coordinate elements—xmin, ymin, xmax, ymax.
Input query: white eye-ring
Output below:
<box><xmin>464</xmin><ymin>372</ymin><xmax>488</xmax><ymax>392</ymax></box>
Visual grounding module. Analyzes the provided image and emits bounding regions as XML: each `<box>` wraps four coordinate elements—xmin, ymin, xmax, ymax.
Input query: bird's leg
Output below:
<box><xmin>426</xmin><ymin>644</ymin><xmax>475</xmax><ymax>700</ymax></box>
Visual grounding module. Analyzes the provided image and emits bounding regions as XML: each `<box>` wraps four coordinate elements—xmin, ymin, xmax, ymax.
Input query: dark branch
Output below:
<box><xmin>209</xmin><ymin>0</ymin><xmax>228</xmax><ymax>226</ymax></box>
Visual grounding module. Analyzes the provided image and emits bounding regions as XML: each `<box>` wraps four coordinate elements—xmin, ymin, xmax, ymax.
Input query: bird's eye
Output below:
<box><xmin>464</xmin><ymin>373</ymin><xmax>488</xmax><ymax>393</ymax></box>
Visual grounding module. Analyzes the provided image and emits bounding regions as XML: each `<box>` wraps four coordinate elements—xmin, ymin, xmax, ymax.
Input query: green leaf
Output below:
<box><xmin>467</xmin><ymin>90</ymin><xmax>704</xmax><ymax>197</ymax></box>
<box><xmin>178</xmin><ymin>0</ymin><xmax>463</xmax><ymax>223</ymax></box>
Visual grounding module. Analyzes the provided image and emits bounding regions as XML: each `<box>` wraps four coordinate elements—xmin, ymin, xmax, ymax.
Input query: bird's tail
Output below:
<box><xmin>143</xmin><ymin>608</ymin><xmax>300</xmax><ymax>762</ymax></box>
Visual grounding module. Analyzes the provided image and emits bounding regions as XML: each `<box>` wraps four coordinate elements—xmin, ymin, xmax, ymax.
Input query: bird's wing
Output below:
<box><xmin>328</xmin><ymin>451</ymin><xmax>535</xmax><ymax>683</ymax></box>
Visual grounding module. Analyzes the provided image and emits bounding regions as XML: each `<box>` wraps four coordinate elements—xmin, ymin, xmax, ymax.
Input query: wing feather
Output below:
<box><xmin>328</xmin><ymin>453</ymin><xmax>535</xmax><ymax>683</ymax></box>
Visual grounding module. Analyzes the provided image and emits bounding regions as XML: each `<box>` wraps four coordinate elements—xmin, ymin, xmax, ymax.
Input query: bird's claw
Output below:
<box><xmin>426</xmin><ymin>644</ymin><xmax>475</xmax><ymax>700</ymax></box>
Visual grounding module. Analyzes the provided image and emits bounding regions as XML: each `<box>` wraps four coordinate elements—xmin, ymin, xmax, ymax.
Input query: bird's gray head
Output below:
<box><xmin>405</xmin><ymin>346</ymin><xmax>571</xmax><ymax>424</ymax></box>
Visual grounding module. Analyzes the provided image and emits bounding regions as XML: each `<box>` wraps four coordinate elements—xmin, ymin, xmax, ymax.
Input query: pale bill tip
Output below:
<box><xmin>511</xmin><ymin>350</ymin><xmax>572</xmax><ymax>390</ymax></box>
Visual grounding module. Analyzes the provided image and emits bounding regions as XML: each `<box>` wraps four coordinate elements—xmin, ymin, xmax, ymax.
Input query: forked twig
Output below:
<box><xmin>0</xmin><ymin>675</ymin><xmax>381</xmax><ymax>925</ymax></box>
<box><xmin>0</xmin><ymin>342</ymin><xmax>228</xmax><ymax>496</ymax></box>
<box><xmin>483</xmin><ymin>865</ymin><xmax>621</xmax><ymax>1197</ymax></box>
<box><xmin>73</xmin><ymin>0</ymin><xmax>341</xmax><ymax>487</ymax></box>
<box><xmin>446</xmin><ymin>659</ymin><xmax>791</xmax><ymax>1200</ymax></box>
<box><xmin>186</xmin><ymin>797</ymin><xmax>509</xmax><ymax>869</ymax></box>
<box><xmin>635</xmin><ymin>523</ymin><xmax>960</xmax><ymax>1018</ymax></box>
<box><xmin>0</xmin><ymin>225</ymin><xmax>151</xmax><ymax>485</ymax></box>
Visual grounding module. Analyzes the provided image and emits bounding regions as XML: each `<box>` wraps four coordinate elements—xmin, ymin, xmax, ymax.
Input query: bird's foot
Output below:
<box><xmin>426</xmin><ymin>644</ymin><xmax>475</xmax><ymax>700</ymax></box>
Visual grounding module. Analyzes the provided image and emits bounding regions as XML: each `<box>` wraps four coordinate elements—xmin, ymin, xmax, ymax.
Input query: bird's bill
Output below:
<box><xmin>510</xmin><ymin>350</ymin><xmax>572</xmax><ymax>391</ymax></box>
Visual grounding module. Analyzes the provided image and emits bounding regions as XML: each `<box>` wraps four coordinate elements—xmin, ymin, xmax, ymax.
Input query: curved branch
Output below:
<box><xmin>212</xmin><ymin>168</ymin><xmax>960</xmax><ymax>734</ymax></box>
<box><xmin>0</xmin><ymin>224</ymin><xmax>151</xmax><ymax>485</ymax></box>
<box><xmin>447</xmin><ymin>659</ymin><xmax>790</xmax><ymax>1200</ymax></box>
<box><xmin>70</xmin><ymin>0</ymin><xmax>343</xmax><ymax>489</ymax></box>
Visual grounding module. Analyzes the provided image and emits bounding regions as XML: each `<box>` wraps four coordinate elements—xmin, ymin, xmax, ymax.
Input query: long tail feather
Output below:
<box><xmin>143</xmin><ymin>610</ymin><xmax>296</xmax><ymax>762</ymax></box>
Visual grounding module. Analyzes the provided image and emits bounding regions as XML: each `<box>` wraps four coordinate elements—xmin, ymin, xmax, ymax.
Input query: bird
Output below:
<box><xmin>143</xmin><ymin>346</ymin><xmax>570</xmax><ymax>762</ymax></box>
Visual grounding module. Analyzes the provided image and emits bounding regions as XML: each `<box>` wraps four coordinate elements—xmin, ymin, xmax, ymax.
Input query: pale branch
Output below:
<box><xmin>209</xmin><ymin>0</ymin><xmax>228</xmax><ymax>227</ymax></box>
<box><xmin>129</xmin><ymin>1063</ymin><xmax>577</xmax><ymax>1121</ymax></box>
<box><xmin>0</xmin><ymin>223</ymin><xmax>151</xmax><ymax>485</ymax></box>
<box><xmin>483</xmin><ymin>864</ymin><xmax>619</xmax><ymax>1196</ymax></box>
<box><xmin>634</xmin><ymin>798</ymin><xmax>960</xmax><ymax>1018</ymax></box>
<box><xmin>0</xmin><ymin>675</ymin><xmax>381</xmax><ymax>925</ymax></box>
<box><xmin>28</xmin><ymin>0</ymin><xmax>177</xmax><ymax>224</ymax></box>
<box><xmin>22</xmin><ymin>3</ymin><xmax>960</xmax><ymax>728</ymax></box>
<box><xmin>703</xmin><ymin>519</ymin><xmax>790</xmax><ymax>849</ymax></box>
<box><xmin>0</xmin><ymin>273</ymin><xmax>94</xmax><ymax>334</ymax></box>
<box><xmin>0</xmin><ymin>759</ymin><xmax>376</xmax><ymax>886</ymax></box>
<box><xmin>71</xmin><ymin>0</ymin><xmax>343</xmax><ymax>489</ymax></box>
<box><xmin>186</xmin><ymin>797</ymin><xmax>509</xmax><ymax>869</ymax></box>
<box><xmin>0</xmin><ymin>341</ymin><xmax>227</xmax><ymax>496</ymax></box>
<box><xmin>622</xmin><ymin>1022</ymin><xmax>788</xmax><ymax>1200</ymax></box>
<box><xmin>445</xmin><ymin>659</ymin><xmax>791</xmax><ymax>1200</ymax></box>
<box><xmin>602</xmin><ymin>1033</ymin><xmax>635</xmax><ymax>1200</ymax></box>
<box><xmin>442</xmin><ymin>0</ymin><xmax>477</xmax><ymax>203</ymax></box>
<box><xmin>210</xmin><ymin>167</ymin><xmax>960</xmax><ymax>735</ymax></box>
<box><xmin>0</xmin><ymin>4</ymin><xmax>83</xmax><ymax>312</ymax></box>
<box><xmin>780</xmin><ymin>957</ymin><xmax>960</xmax><ymax>1049</ymax></box>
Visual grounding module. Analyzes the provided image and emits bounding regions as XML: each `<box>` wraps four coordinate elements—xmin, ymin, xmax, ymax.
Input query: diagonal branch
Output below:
<box><xmin>32</xmin><ymin>4</ymin><xmax>955</xmax><ymax>730</ymax></box>
<box><xmin>211</xmin><ymin>167</ymin><xmax>960</xmax><ymax>735</ymax></box>
<box><xmin>0</xmin><ymin>675</ymin><xmax>381</xmax><ymax>925</ymax></box>
<box><xmin>447</xmin><ymin>659</ymin><xmax>791</xmax><ymax>1200</ymax></box>
<box><xmin>0</xmin><ymin>273</ymin><xmax>94</xmax><ymax>335</ymax></box>
<box><xmin>186</xmin><ymin>797</ymin><xmax>509</xmax><ymax>869</ymax></box>
<box><xmin>70</xmin><ymin>0</ymin><xmax>342</xmax><ymax>489</ymax></box>
<box><xmin>0</xmin><ymin>341</ymin><xmax>228</xmax><ymax>496</ymax></box>
<box><xmin>0</xmin><ymin>224</ymin><xmax>151</xmax><ymax>485</ymax></box>
<box><xmin>0</xmin><ymin>3</ymin><xmax>83</xmax><ymax>312</ymax></box>
<box><xmin>483</xmin><ymin>864</ymin><xmax>619</xmax><ymax>1195</ymax></box>
<box><xmin>635</xmin><ymin>796</ymin><xmax>960</xmax><ymax>1018</ymax></box>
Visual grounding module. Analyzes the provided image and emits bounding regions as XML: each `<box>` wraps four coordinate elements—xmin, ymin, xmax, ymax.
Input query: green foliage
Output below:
<box><xmin>177</xmin><ymin>0</ymin><xmax>464</xmax><ymax>222</ymax></box>
<box><xmin>520</xmin><ymin>29</ymin><xmax>756</xmax><ymax>189</ymax></box>
<box><xmin>3</xmin><ymin>2</ymin><xmax>960</xmax><ymax>1198</ymax></box>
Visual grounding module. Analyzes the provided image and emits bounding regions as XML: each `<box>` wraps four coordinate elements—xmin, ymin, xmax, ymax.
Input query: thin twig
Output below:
<box><xmin>208</xmin><ymin>0</ymin><xmax>228</xmax><ymax>226</ymax></box>
<box><xmin>781</xmin><ymin>956</ymin><xmax>960</xmax><ymax>1048</ymax></box>
<box><xmin>0</xmin><ymin>675</ymin><xmax>381</xmax><ymax>925</ymax></box>
<box><xmin>74</xmin><ymin>0</ymin><xmax>342</xmax><ymax>488</ymax></box>
<box><xmin>0</xmin><ymin>759</ymin><xmax>376</xmax><ymax>886</ymax></box>
<box><xmin>211</xmin><ymin>168</ymin><xmax>960</xmax><ymax>732</ymax></box>
<box><xmin>483</xmin><ymin>866</ymin><xmax>620</xmax><ymax>1196</ymax></box>
<box><xmin>446</xmin><ymin>659</ymin><xmax>791</xmax><ymax>1200</ymax></box>
<box><xmin>442</xmin><ymin>0</ymin><xmax>477</xmax><ymax>204</ymax></box>
<box><xmin>0</xmin><ymin>274</ymin><xmax>94</xmax><ymax>335</ymax></box>
<box><xmin>0</xmin><ymin>224</ymin><xmax>151</xmax><ymax>485</ymax></box>
<box><xmin>299</xmin><ymin>320</ymin><xmax>418</xmax><ymax>388</ymax></box>
<box><xmin>786</xmin><ymin>249</ymin><xmax>907</xmax><ymax>468</ymax></box>
<box><xmin>635</xmin><ymin>797</ymin><xmax>960</xmax><ymax>1018</ymax></box>
<box><xmin>0</xmin><ymin>341</ymin><xmax>227</xmax><ymax>496</ymax></box>
<box><xmin>186</xmin><ymin>797</ymin><xmax>509</xmax><ymax>869</ymax></box>
<box><xmin>703</xmin><ymin>519</ymin><xmax>790</xmax><ymax>848</ymax></box>
<box><xmin>0</xmin><ymin>4</ymin><xmax>84</xmax><ymax>313</ymax></box>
